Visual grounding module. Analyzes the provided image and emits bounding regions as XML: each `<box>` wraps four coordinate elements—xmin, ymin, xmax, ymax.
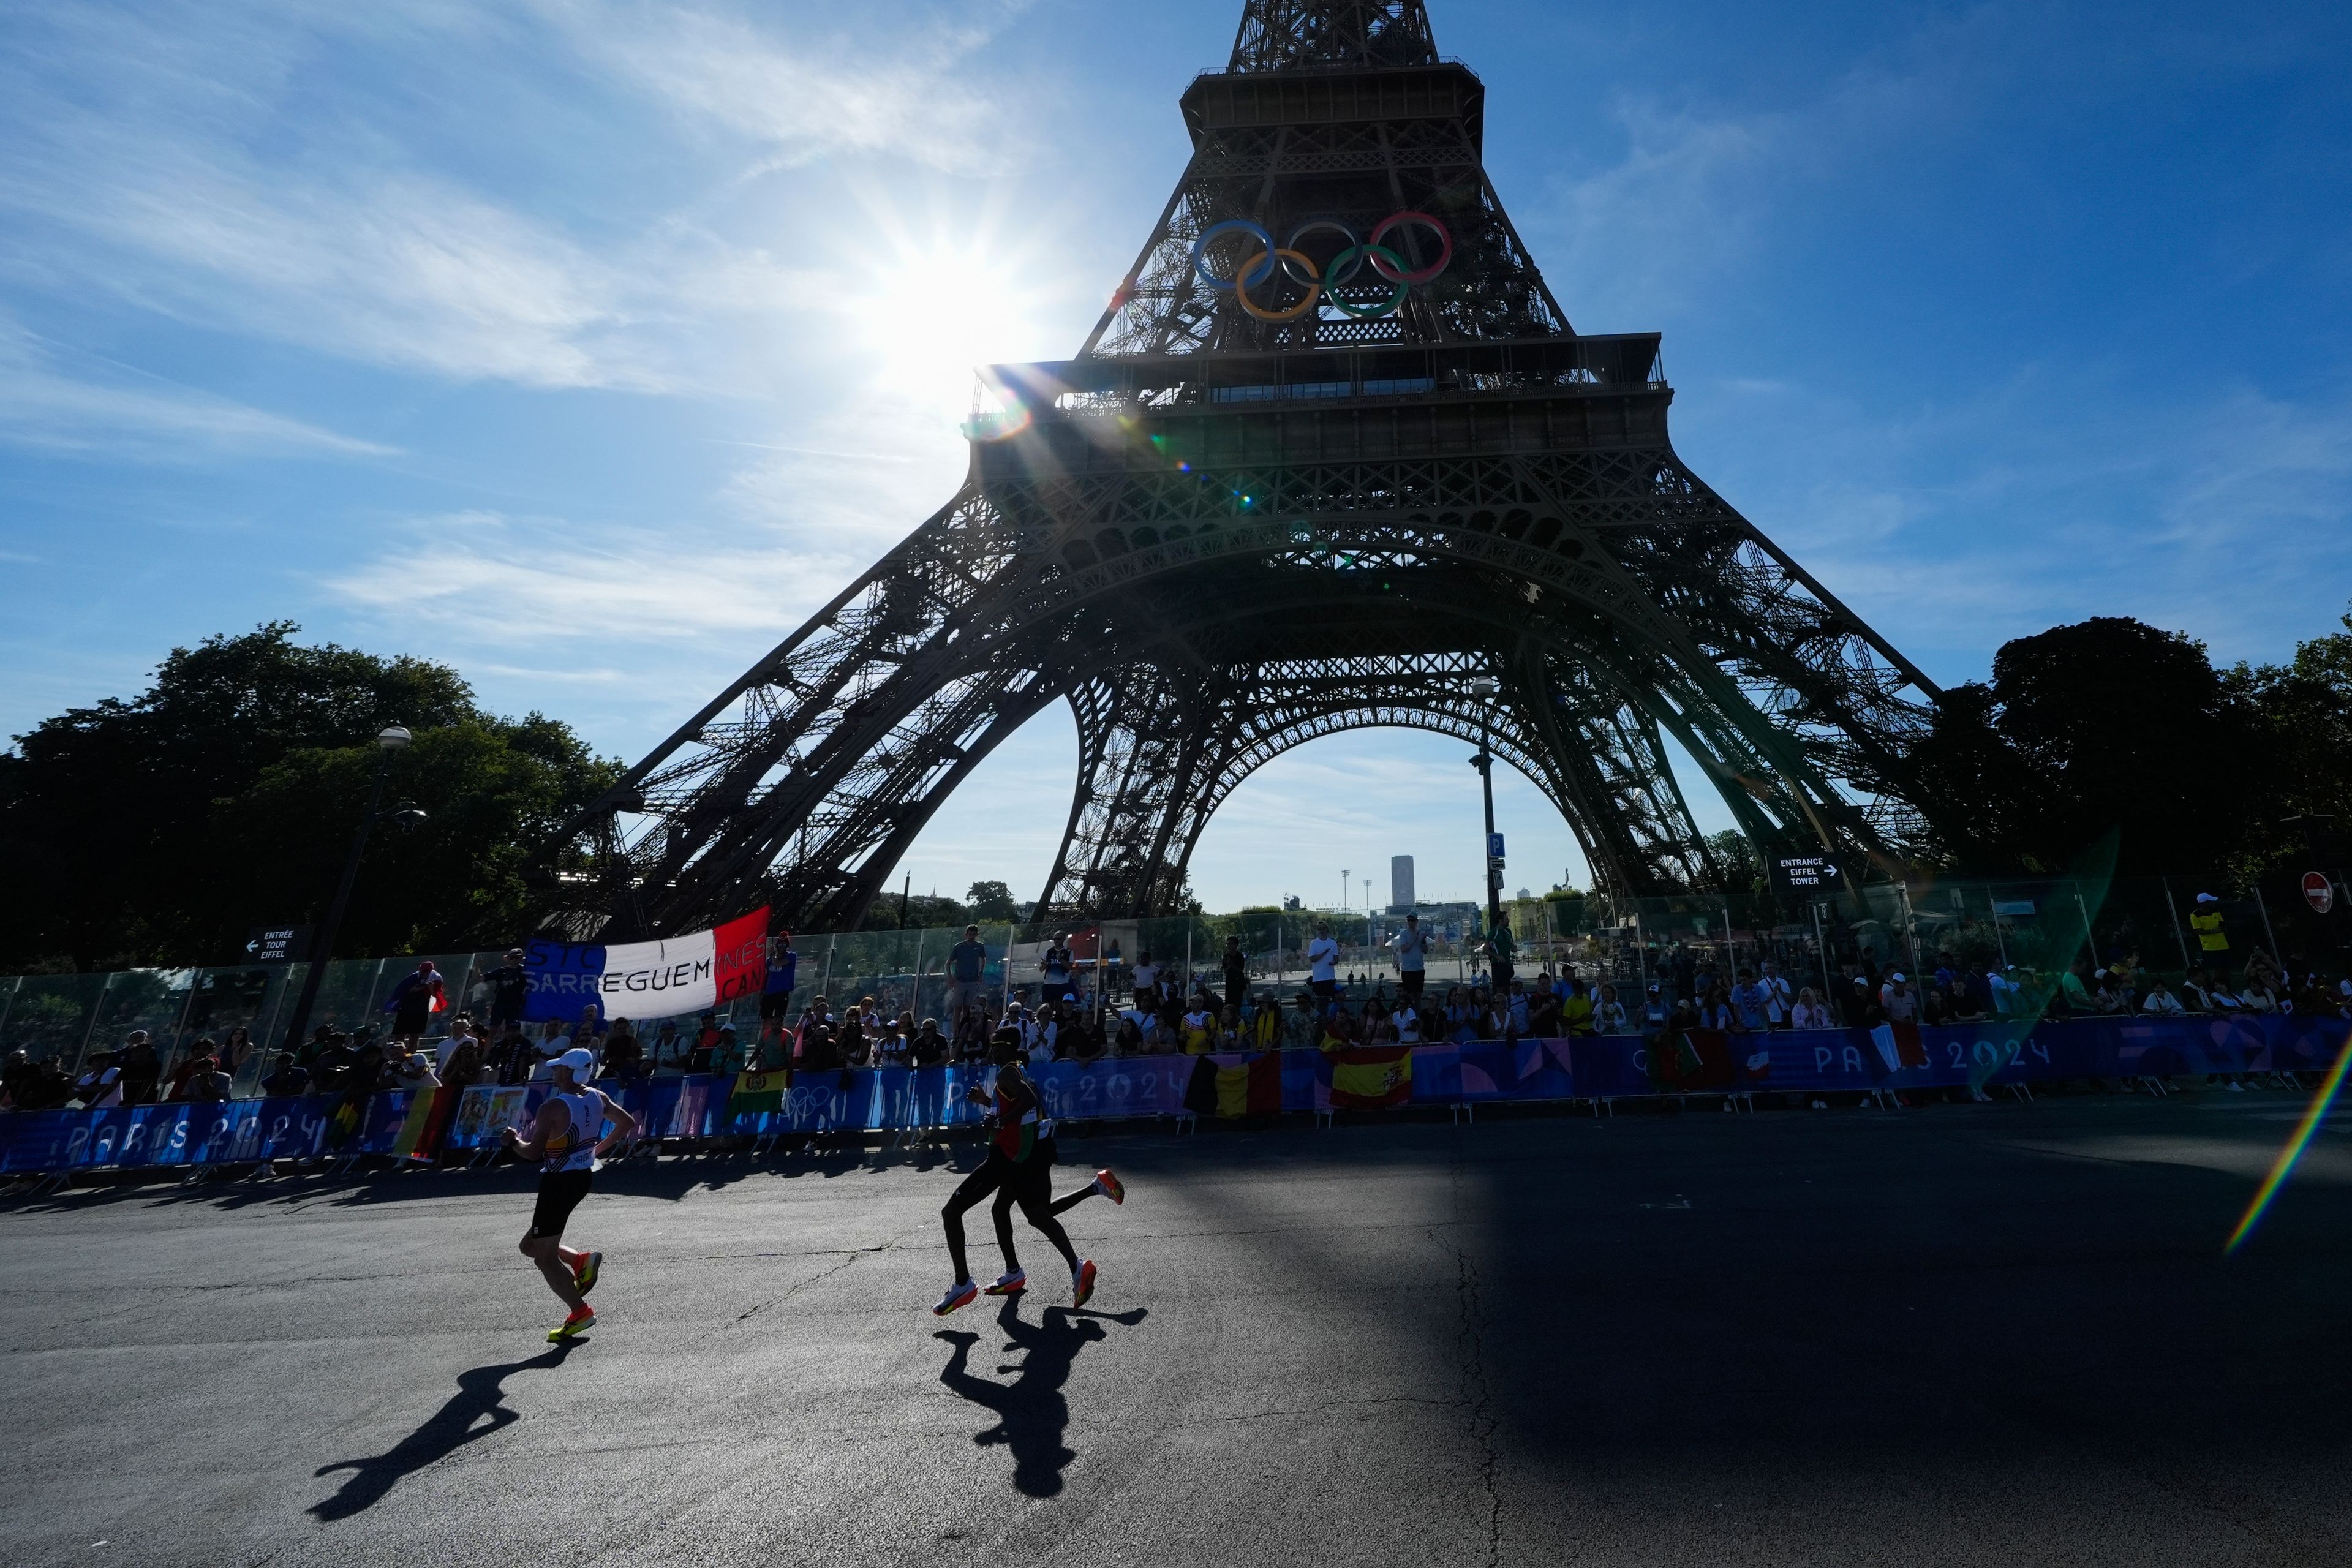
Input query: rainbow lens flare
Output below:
<box><xmin>2225</xmin><ymin>1039</ymin><xmax>2352</xmax><ymax>1254</ymax></box>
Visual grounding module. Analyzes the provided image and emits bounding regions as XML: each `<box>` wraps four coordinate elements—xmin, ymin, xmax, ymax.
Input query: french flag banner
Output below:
<box><xmin>521</xmin><ymin>908</ymin><xmax>770</xmax><ymax>1022</ymax></box>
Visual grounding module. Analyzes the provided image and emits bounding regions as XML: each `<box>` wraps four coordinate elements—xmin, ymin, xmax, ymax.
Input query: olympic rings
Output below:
<box><xmin>1278</xmin><ymin>219</ymin><xmax>1362</xmax><ymax>287</ymax></box>
<box><xmin>1190</xmin><ymin>211</ymin><xmax>1453</xmax><ymax>320</ymax></box>
<box><xmin>1321</xmin><ymin>245</ymin><xmax>1408</xmax><ymax>318</ymax></box>
<box><xmin>1190</xmin><ymin>220</ymin><xmax>1278</xmax><ymax>291</ymax></box>
<box><xmin>1236</xmin><ymin>249</ymin><xmax>1322</xmax><ymax>322</ymax></box>
<box><xmin>1367</xmin><ymin>211</ymin><xmax>1452</xmax><ymax>284</ymax></box>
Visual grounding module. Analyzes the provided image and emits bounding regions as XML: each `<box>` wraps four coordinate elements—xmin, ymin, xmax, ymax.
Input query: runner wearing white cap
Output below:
<box><xmin>502</xmin><ymin>1047</ymin><xmax>636</xmax><ymax>1343</ymax></box>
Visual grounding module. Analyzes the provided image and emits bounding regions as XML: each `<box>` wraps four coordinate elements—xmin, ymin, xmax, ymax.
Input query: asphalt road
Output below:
<box><xmin>4</xmin><ymin>1091</ymin><xmax>2350</xmax><ymax>1567</ymax></box>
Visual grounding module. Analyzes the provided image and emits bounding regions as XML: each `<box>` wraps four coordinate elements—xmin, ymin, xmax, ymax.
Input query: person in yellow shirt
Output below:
<box><xmin>1559</xmin><ymin>979</ymin><xmax>1596</xmax><ymax>1037</ymax></box>
<box><xmin>1180</xmin><ymin>997</ymin><xmax>1216</xmax><ymax>1054</ymax></box>
<box><xmin>2190</xmin><ymin>893</ymin><xmax>2230</xmax><ymax>958</ymax></box>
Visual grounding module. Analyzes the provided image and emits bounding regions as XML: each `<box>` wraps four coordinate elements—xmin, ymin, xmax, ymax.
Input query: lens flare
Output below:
<box><xmin>2225</xmin><ymin>1038</ymin><xmax>2352</xmax><ymax>1254</ymax></box>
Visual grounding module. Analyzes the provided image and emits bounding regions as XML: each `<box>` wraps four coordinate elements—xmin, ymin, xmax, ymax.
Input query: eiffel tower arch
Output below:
<box><xmin>537</xmin><ymin>0</ymin><xmax>1940</xmax><ymax>937</ymax></box>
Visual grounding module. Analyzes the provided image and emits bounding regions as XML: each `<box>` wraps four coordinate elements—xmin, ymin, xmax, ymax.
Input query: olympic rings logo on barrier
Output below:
<box><xmin>1189</xmin><ymin>213</ymin><xmax>1454</xmax><ymax>322</ymax></box>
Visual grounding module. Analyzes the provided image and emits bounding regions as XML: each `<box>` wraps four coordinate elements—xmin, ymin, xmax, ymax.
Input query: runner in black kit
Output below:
<box><xmin>503</xmin><ymin>1047</ymin><xmax>636</xmax><ymax>1342</ymax></box>
<box><xmin>932</xmin><ymin>1028</ymin><xmax>1116</xmax><ymax>1314</ymax></box>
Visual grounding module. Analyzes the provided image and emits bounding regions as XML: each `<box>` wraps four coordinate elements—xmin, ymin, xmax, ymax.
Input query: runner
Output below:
<box><xmin>502</xmin><ymin>1047</ymin><xmax>636</xmax><ymax>1343</ymax></box>
<box><xmin>933</xmin><ymin>1027</ymin><xmax>1107</xmax><ymax>1316</ymax></box>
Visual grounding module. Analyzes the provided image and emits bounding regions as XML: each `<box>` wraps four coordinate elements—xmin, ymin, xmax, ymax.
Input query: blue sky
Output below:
<box><xmin>4</xmin><ymin>0</ymin><xmax>2350</xmax><ymax>918</ymax></box>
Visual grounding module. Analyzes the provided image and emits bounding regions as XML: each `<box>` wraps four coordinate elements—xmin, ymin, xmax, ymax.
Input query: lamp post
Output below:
<box><xmin>279</xmin><ymin>726</ymin><xmax>419</xmax><ymax>1051</ymax></box>
<box><xmin>1468</xmin><ymin>677</ymin><xmax>1502</xmax><ymax>935</ymax></box>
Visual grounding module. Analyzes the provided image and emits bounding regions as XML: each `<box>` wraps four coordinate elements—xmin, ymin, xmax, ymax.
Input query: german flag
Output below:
<box><xmin>1213</xmin><ymin>1053</ymin><xmax>1283</xmax><ymax>1118</ymax></box>
<box><xmin>1329</xmin><ymin>1046</ymin><xmax>1414</xmax><ymax>1109</ymax></box>
<box><xmin>391</xmin><ymin>1084</ymin><xmax>461</xmax><ymax>1163</ymax></box>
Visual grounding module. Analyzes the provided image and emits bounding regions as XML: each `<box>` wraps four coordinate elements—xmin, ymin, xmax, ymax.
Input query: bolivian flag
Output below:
<box><xmin>1329</xmin><ymin>1046</ymin><xmax>1414</xmax><ymax>1110</ymax></box>
<box><xmin>728</xmin><ymin>1068</ymin><xmax>787</xmax><ymax>1123</ymax></box>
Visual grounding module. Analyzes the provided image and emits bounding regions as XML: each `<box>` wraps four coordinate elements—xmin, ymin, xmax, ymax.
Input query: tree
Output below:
<box><xmin>858</xmin><ymin>893</ymin><xmax>972</xmax><ymax>932</ymax></box>
<box><xmin>1913</xmin><ymin>617</ymin><xmax>2266</xmax><ymax>879</ymax></box>
<box><xmin>965</xmin><ymin>880</ymin><xmax>1019</xmax><ymax>922</ymax></box>
<box><xmin>0</xmin><ymin>624</ymin><xmax>617</xmax><ymax>969</ymax></box>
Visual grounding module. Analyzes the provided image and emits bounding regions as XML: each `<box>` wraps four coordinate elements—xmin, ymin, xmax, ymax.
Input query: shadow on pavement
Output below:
<box><xmin>307</xmin><ymin>1343</ymin><xmax>575</xmax><ymax>1520</ymax></box>
<box><xmin>935</xmin><ymin>1297</ymin><xmax>1148</xmax><ymax>1497</ymax></box>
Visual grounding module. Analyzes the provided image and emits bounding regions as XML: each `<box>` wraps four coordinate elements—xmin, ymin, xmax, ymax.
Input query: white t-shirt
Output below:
<box><xmin>1308</xmin><ymin>937</ymin><xmax>1338</xmax><ymax>982</ymax></box>
<box><xmin>1395</xmin><ymin>1005</ymin><xmax>1422</xmax><ymax>1042</ymax></box>
<box><xmin>78</xmin><ymin>1066</ymin><xmax>123</xmax><ymax>1108</ymax></box>
<box><xmin>1388</xmin><ymin>927</ymin><xmax>1428</xmax><ymax>972</ymax></box>
<box><xmin>1133</xmin><ymin>962</ymin><xmax>1158</xmax><ymax>993</ymax></box>
<box><xmin>436</xmin><ymin>1030</ymin><xmax>475</xmax><ymax>1072</ymax></box>
<box><xmin>1790</xmin><ymin>1001</ymin><xmax>1830</xmax><ymax>1029</ymax></box>
<box><xmin>1988</xmin><ymin>974</ymin><xmax>2016</xmax><ymax>1015</ymax></box>
<box><xmin>1758</xmin><ymin>974</ymin><xmax>1792</xmax><ymax>1023</ymax></box>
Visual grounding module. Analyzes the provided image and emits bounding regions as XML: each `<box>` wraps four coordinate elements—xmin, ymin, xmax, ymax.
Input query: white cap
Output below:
<box><xmin>554</xmin><ymin>1047</ymin><xmax>594</xmax><ymax>1076</ymax></box>
<box><xmin>1890</xmin><ymin>972</ymin><xmax>1907</xmax><ymax>982</ymax></box>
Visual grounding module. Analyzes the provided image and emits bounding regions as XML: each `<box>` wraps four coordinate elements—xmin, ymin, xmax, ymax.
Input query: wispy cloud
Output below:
<box><xmin>0</xmin><ymin>1</ymin><xmax>1034</xmax><ymax>394</ymax></box>
<box><xmin>533</xmin><ymin>0</ymin><xmax>1021</xmax><ymax>172</ymax></box>
<box><xmin>323</xmin><ymin>508</ymin><xmax>859</xmax><ymax>643</ymax></box>
<box><xmin>0</xmin><ymin>321</ymin><xmax>394</xmax><ymax>458</ymax></box>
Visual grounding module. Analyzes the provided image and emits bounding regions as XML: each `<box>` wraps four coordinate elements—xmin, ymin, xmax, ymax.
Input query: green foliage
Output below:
<box><xmin>0</xmin><ymin>624</ymin><xmax>617</xmax><ymax>969</ymax></box>
<box><xmin>964</xmin><ymin>880</ymin><xmax>1020</xmax><ymax>921</ymax></box>
<box><xmin>1910</xmin><ymin>613</ymin><xmax>2352</xmax><ymax>883</ymax></box>
<box><xmin>858</xmin><ymin>892</ymin><xmax>974</xmax><ymax>932</ymax></box>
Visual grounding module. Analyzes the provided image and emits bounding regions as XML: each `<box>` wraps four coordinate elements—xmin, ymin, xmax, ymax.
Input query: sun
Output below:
<box><xmin>855</xmin><ymin>240</ymin><xmax>1047</xmax><ymax>425</ymax></box>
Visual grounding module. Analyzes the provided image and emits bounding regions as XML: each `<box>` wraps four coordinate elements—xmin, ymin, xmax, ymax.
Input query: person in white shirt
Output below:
<box><xmin>1789</xmin><ymin>987</ymin><xmax>1831</xmax><ymax>1030</ymax></box>
<box><xmin>437</xmin><ymin>1014</ymin><xmax>480</xmax><ymax>1074</ymax></box>
<box><xmin>1131</xmin><ymin>953</ymin><xmax>1159</xmax><ymax>1009</ymax></box>
<box><xmin>1394</xmin><ymin>1000</ymin><xmax>1423</xmax><ymax>1042</ymax></box>
<box><xmin>75</xmin><ymin>1050</ymin><xmax>124</xmax><ymax>1109</ymax></box>
<box><xmin>1879</xmin><ymin>973</ymin><xmax>1919</xmax><ymax>1023</ymax></box>
<box><xmin>1307</xmin><ymin>921</ymin><xmax>1340</xmax><ymax>1003</ymax></box>
<box><xmin>1594</xmin><ymin>984</ymin><xmax>1630</xmax><ymax>1034</ymax></box>
<box><xmin>530</xmin><ymin>1020</ymin><xmax>570</xmax><ymax>1080</ymax></box>
<box><xmin>1385</xmin><ymin>914</ymin><xmax>1430</xmax><ymax>1006</ymax></box>
<box><xmin>1988</xmin><ymin>968</ymin><xmax>2018</xmax><ymax>1017</ymax></box>
<box><xmin>2141</xmin><ymin>979</ymin><xmax>2186</xmax><ymax>1017</ymax></box>
<box><xmin>1757</xmin><ymin>961</ymin><xmax>1793</xmax><ymax>1027</ymax></box>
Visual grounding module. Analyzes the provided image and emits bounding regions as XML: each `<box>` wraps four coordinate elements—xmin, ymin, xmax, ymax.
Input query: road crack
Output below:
<box><xmin>730</xmin><ymin>1244</ymin><xmax>886</xmax><ymax>1324</ymax></box>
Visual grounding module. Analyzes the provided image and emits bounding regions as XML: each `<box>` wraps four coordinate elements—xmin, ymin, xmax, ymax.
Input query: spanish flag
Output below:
<box><xmin>1329</xmin><ymin>1046</ymin><xmax>1414</xmax><ymax>1110</ymax></box>
<box><xmin>728</xmin><ymin>1069</ymin><xmax>788</xmax><ymax>1121</ymax></box>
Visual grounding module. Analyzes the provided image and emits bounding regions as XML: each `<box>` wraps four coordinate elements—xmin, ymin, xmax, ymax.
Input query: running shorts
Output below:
<box><xmin>529</xmin><ymin>1169</ymin><xmax>594</xmax><ymax>1238</ymax></box>
<box><xmin>952</xmin><ymin>1148</ymin><xmax>1052</xmax><ymax>1212</ymax></box>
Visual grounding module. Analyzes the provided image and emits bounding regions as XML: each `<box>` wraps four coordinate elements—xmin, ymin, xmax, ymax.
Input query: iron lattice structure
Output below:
<box><xmin>535</xmin><ymin>0</ymin><xmax>1941</xmax><ymax>937</ymax></box>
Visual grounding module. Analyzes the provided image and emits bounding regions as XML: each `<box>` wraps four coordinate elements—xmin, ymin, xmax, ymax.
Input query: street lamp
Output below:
<box><xmin>279</xmin><ymin>726</ymin><xmax>427</xmax><ymax>1051</ymax></box>
<box><xmin>1468</xmin><ymin>678</ymin><xmax>1503</xmax><ymax>935</ymax></box>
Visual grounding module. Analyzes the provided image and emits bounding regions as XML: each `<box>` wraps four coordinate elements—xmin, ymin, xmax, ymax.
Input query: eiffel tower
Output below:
<box><xmin>539</xmin><ymin>0</ymin><xmax>1940</xmax><ymax>937</ymax></box>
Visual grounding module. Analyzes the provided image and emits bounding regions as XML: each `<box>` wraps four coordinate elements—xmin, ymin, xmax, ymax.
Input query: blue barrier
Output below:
<box><xmin>3</xmin><ymin>1015</ymin><xmax>2343</xmax><ymax>1178</ymax></box>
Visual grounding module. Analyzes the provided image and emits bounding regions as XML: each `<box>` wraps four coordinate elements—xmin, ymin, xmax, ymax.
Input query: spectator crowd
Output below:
<box><xmin>7</xmin><ymin>914</ymin><xmax>2352</xmax><ymax>1114</ymax></box>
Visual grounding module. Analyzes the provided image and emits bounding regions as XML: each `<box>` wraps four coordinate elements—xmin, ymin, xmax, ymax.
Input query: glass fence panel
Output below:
<box><xmin>3</xmin><ymin>972</ymin><xmax>112</xmax><ymax>1069</ymax></box>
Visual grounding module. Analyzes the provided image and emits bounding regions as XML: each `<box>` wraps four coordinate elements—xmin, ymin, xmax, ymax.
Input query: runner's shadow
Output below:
<box><xmin>308</xmin><ymin>1344</ymin><xmax>573</xmax><ymax>1520</ymax></box>
<box><xmin>935</xmin><ymin>1297</ymin><xmax>1147</xmax><ymax>1498</ymax></box>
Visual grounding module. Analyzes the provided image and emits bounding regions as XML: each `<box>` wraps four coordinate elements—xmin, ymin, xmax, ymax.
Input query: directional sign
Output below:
<box><xmin>245</xmin><ymin>925</ymin><xmax>309</xmax><ymax>963</ymax></box>
<box><xmin>2305</xmin><ymin>872</ymin><xmax>2335</xmax><ymax>915</ymax></box>
<box><xmin>1772</xmin><ymin>856</ymin><xmax>1844</xmax><ymax>894</ymax></box>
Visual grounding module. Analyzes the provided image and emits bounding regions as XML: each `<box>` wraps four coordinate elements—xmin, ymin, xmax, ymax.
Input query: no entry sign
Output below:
<box><xmin>2304</xmin><ymin>872</ymin><xmax>2334</xmax><ymax>914</ymax></box>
